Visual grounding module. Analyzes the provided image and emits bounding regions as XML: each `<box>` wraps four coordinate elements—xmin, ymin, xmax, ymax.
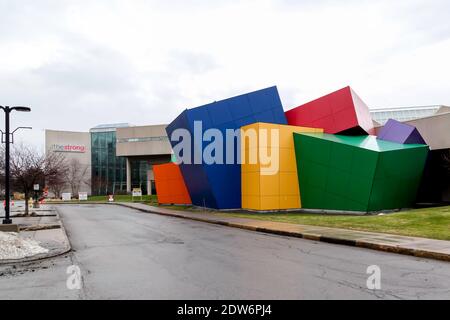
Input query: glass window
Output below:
<box><xmin>91</xmin><ymin>131</ymin><xmax>127</xmax><ymax>195</ymax></box>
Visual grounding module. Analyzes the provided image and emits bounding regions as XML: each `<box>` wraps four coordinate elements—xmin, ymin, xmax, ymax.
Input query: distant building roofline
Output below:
<box><xmin>89</xmin><ymin>123</ymin><xmax>132</xmax><ymax>133</ymax></box>
<box><xmin>368</xmin><ymin>105</ymin><xmax>448</xmax><ymax>125</ymax></box>
<box><xmin>369</xmin><ymin>105</ymin><xmax>446</xmax><ymax>112</ymax></box>
<box><xmin>45</xmin><ymin>129</ymin><xmax>89</xmax><ymax>135</ymax></box>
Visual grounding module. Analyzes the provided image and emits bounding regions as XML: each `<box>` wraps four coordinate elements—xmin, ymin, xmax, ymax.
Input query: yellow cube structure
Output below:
<box><xmin>241</xmin><ymin>122</ymin><xmax>323</xmax><ymax>211</ymax></box>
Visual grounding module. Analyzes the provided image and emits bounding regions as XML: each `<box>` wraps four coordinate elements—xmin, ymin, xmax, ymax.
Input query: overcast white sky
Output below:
<box><xmin>1</xmin><ymin>0</ymin><xmax>449</xmax><ymax>149</ymax></box>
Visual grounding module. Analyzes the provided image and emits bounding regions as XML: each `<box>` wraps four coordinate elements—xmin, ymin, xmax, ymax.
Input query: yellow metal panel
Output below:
<box><xmin>280</xmin><ymin>172</ymin><xmax>300</xmax><ymax>196</ymax></box>
<box><xmin>241</xmin><ymin>123</ymin><xmax>260</xmax><ymax>151</ymax></box>
<box><xmin>279</xmin><ymin>125</ymin><xmax>323</xmax><ymax>148</ymax></box>
<box><xmin>241</xmin><ymin>158</ymin><xmax>250</xmax><ymax>173</ymax></box>
<box><xmin>242</xmin><ymin>195</ymin><xmax>249</xmax><ymax>209</ymax></box>
<box><xmin>258</xmin><ymin>147</ymin><xmax>279</xmax><ymax>175</ymax></box>
<box><xmin>242</xmin><ymin>195</ymin><xmax>261</xmax><ymax>210</ymax></box>
<box><xmin>257</xmin><ymin>123</ymin><xmax>279</xmax><ymax>149</ymax></box>
<box><xmin>241</xmin><ymin>172</ymin><xmax>250</xmax><ymax>196</ymax></box>
<box><xmin>260</xmin><ymin>174</ymin><xmax>279</xmax><ymax>196</ymax></box>
<box><xmin>242</xmin><ymin>148</ymin><xmax>260</xmax><ymax>172</ymax></box>
<box><xmin>258</xmin><ymin>123</ymin><xmax>280</xmax><ymax>129</ymax></box>
<box><xmin>279</xmin><ymin>126</ymin><xmax>296</xmax><ymax>148</ymax></box>
<box><xmin>241</xmin><ymin>123</ymin><xmax>323</xmax><ymax>211</ymax></box>
<box><xmin>260</xmin><ymin>196</ymin><xmax>280</xmax><ymax>210</ymax></box>
<box><xmin>242</xmin><ymin>171</ymin><xmax>260</xmax><ymax>196</ymax></box>
<box><xmin>279</xmin><ymin>195</ymin><xmax>300</xmax><ymax>209</ymax></box>
<box><xmin>279</xmin><ymin>147</ymin><xmax>297</xmax><ymax>172</ymax></box>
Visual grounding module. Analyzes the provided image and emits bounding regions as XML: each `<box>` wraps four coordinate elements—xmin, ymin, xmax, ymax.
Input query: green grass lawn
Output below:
<box><xmin>224</xmin><ymin>206</ymin><xmax>450</xmax><ymax>240</ymax></box>
<box><xmin>87</xmin><ymin>194</ymin><xmax>158</xmax><ymax>203</ymax></box>
<box><xmin>156</xmin><ymin>204</ymin><xmax>450</xmax><ymax>241</ymax></box>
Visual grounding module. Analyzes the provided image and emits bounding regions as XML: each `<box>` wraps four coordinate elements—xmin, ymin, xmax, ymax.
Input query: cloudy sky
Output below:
<box><xmin>1</xmin><ymin>0</ymin><xmax>449</xmax><ymax>149</ymax></box>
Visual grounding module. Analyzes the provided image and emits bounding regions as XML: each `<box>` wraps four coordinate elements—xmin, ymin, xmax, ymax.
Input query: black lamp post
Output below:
<box><xmin>0</xmin><ymin>106</ymin><xmax>31</xmax><ymax>224</ymax></box>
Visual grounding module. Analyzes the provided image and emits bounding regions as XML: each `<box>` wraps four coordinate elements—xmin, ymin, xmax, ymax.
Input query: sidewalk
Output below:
<box><xmin>0</xmin><ymin>205</ymin><xmax>71</xmax><ymax>265</ymax></box>
<box><xmin>117</xmin><ymin>202</ymin><xmax>450</xmax><ymax>262</ymax></box>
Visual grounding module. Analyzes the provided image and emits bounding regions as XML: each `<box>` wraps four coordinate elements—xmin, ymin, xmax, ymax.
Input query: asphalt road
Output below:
<box><xmin>1</xmin><ymin>204</ymin><xmax>449</xmax><ymax>299</ymax></box>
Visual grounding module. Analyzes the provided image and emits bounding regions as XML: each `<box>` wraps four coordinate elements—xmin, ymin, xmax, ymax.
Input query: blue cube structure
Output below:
<box><xmin>166</xmin><ymin>86</ymin><xmax>287</xmax><ymax>209</ymax></box>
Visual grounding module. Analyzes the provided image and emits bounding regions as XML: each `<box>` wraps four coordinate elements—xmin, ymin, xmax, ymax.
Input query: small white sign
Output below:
<box><xmin>62</xmin><ymin>193</ymin><xmax>71</xmax><ymax>201</ymax></box>
<box><xmin>78</xmin><ymin>192</ymin><xmax>88</xmax><ymax>201</ymax></box>
<box><xmin>132</xmin><ymin>188</ymin><xmax>142</xmax><ymax>197</ymax></box>
<box><xmin>33</xmin><ymin>184</ymin><xmax>39</xmax><ymax>191</ymax></box>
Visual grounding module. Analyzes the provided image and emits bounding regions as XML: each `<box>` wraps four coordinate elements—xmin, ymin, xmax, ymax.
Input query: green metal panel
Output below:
<box><xmin>294</xmin><ymin>133</ymin><xmax>428</xmax><ymax>212</ymax></box>
<box><xmin>368</xmin><ymin>147</ymin><xmax>429</xmax><ymax>211</ymax></box>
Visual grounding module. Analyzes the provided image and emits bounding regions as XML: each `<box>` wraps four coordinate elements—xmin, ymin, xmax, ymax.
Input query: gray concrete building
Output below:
<box><xmin>116</xmin><ymin>124</ymin><xmax>172</xmax><ymax>194</ymax></box>
<box><xmin>45</xmin><ymin>129</ymin><xmax>92</xmax><ymax>196</ymax></box>
<box><xmin>45</xmin><ymin>124</ymin><xmax>173</xmax><ymax>197</ymax></box>
<box><xmin>404</xmin><ymin>110</ymin><xmax>450</xmax><ymax>151</ymax></box>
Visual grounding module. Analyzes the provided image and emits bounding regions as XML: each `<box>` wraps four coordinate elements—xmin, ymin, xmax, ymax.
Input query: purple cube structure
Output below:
<box><xmin>377</xmin><ymin>119</ymin><xmax>427</xmax><ymax>145</ymax></box>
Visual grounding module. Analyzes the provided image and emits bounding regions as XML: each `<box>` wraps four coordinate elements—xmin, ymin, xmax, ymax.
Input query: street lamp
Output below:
<box><xmin>0</xmin><ymin>106</ymin><xmax>31</xmax><ymax>224</ymax></box>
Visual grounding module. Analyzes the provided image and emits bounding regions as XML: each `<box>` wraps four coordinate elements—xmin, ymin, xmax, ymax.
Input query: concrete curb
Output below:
<box><xmin>0</xmin><ymin>208</ymin><xmax>72</xmax><ymax>266</ymax></box>
<box><xmin>111</xmin><ymin>203</ymin><xmax>450</xmax><ymax>263</ymax></box>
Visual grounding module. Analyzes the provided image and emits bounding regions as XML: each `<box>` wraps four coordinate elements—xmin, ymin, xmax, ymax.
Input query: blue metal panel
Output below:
<box><xmin>206</xmin><ymin>162</ymin><xmax>241</xmax><ymax>208</ymax></box>
<box><xmin>185</xmin><ymin>105</ymin><xmax>213</xmax><ymax>130</ymax></box>
<box><xmin>166</xmin><ymin>86</ymin><xmax>286</xmax><ymax>209</ymax></box>
<box><xmin>248</xmin><ymin>87</ymin><xmax>277</xmax><ymax>112</ymax></box>
<box><xmin>274</xmin><ymin>107</ymin><xmax>288</xmax><ymax>124</ymax></box>
<box><xmin>228</xmin><ymin>95</ymin><xmax>253</xmax><ymax>119</ymax></box>
<box><xmin>234</xmin><ymin>115</ymin><xmax>257</xmax><ymax>128</ymax></box>
<box><xmin>270</xmin><ymin>87</ymin><xmax>284</xmax><ymax>111</ymax></box>
<box><xmin>209</xmin><ymin>101</ymin><xmax>234</xmax><ymax>126</ymax></box>
<box><xmin>254</xmin><ymin>109</ymin><xmax>278</xmax><ymax>123</ymax></box>
<box><xmin>180</xmin><ymin>163</ymin><xmax>217</xmax><ymax>208</ymax></box>
<box><xmin>165</xmin><ymin>110</ymin><xmax>216</xmax><ymax>208</ymax></box>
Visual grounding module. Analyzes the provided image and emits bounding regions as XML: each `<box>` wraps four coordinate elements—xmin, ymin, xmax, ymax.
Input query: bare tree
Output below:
<box><xmin>47</xmin><ymin>170</ymin><xmax>67</xmax><ymax>198</ymax></box>
<box><xmin>91</xmin><ymin>175</ymin><xmax>107</xmax><ymax>196</ymax></box>
<box><xmin>64</xmin><ymin>158</ymin><xmax>89</xmax><ymax>197</ymax></box>
<box><xmin>9</xmin><ymin>144</ymin><xmax>67</xmax><ymax>215</ymax></box>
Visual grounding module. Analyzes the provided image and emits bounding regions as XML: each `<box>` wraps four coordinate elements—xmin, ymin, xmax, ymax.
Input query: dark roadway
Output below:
<box><xmin>0</xmin><ymin>204</ymin><xmax>449</xmax><ymax>299</ymax></box>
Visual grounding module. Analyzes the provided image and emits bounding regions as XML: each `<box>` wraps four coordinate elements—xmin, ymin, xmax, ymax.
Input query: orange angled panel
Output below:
<box><xmin>154</xmin><ymin>163</ymin><xmax>192</xmax><ymax>205</ymax></box>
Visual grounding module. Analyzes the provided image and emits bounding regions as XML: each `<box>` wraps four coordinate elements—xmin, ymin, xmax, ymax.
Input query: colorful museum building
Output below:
<box><xmin>45</xmin><ymin>85</ymin><xmax>449</xmax><ymax>210</ymax></box>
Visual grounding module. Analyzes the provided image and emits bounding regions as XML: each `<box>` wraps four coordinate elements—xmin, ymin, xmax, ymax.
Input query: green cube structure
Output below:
<box><xmin>293</xmin><ymin>133</ymin><xmax>429</xmax><ymax>212</ymax></box>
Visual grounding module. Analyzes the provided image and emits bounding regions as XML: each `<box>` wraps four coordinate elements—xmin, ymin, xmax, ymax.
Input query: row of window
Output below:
<box><xmin>116</xmin><ymin>136</ymin><xmax>169</xmax><ymax>143</ymax></box>
<box><xmin>91</xmin><ymin>131</ymin><xmax>152</xmax><ymax>195</ymax></box>
<box><xmin>370</xmin><ymin>108</ymin><xmax>439</xmax><ymax>125</ymax></box>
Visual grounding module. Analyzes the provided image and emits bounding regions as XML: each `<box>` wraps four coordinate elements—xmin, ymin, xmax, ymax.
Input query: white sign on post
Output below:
<box><xmin>62</xmin><ymin>193</ymin><xmax>71</xmax><ymax>201</ymax></box>
<box><xmin>33</xmin><ymin>184</ymin><xmax>39</xmax><ymax>191</ymax></box>
<box><xmin>78</xmin><ymin>192</ymin><xmax>88</xmax><ymax>201</ymax></box>
<box><xmin>132</xmin><ymin>188</ymin><xmax>142</xmax><ymax>197</ymax></box>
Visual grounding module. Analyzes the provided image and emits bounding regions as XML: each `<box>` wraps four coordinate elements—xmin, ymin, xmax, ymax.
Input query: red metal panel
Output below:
<box><xmin>311</xmin><ymin>115</ymin><xmax>335</xmax><ymax>133</ymax></box>
<box><xmin>350</xmin><ymin>88</ymin><xmax>376</xmax><ymax>135</ymax></box>
<box><xmin>333</xmin><ymin>107</ymin><xmax>358</xmax><ymax>133</ymax></box>
<box><xmin>329</xmin><ymin>86</ymin><xmax>354</xmax><ymax>113</ymax></box>
<box><xmin>285</xmin><ymin>86</ymin><xmax>374</xmax><ymax>135</ymax></box>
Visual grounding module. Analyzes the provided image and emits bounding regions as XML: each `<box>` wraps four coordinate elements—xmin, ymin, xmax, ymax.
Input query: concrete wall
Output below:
<box><xmin>45</xmin><ymin>129</ymin><xmax>92</xmax><ymax>196</ymax></box>
<box><xmin>405</xmin><ymin>112</ymin><xmax>450</xmax><ymax>150</ymax></box>
<box><xmin>116</xmin><ymin>124</ymin><xmax>172</xmax><ymax>157</ymax></box>
<box><xmin>436</xmin><ymin>106</ymin><xmax>450</xmax><ymax>115</ymax></box>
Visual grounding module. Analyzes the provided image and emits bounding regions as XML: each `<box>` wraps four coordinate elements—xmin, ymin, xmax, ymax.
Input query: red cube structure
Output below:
<box><xmin>285</xmin><ymin>86</ymin><xmax>375</xmax><ymax>135</ymax></box>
